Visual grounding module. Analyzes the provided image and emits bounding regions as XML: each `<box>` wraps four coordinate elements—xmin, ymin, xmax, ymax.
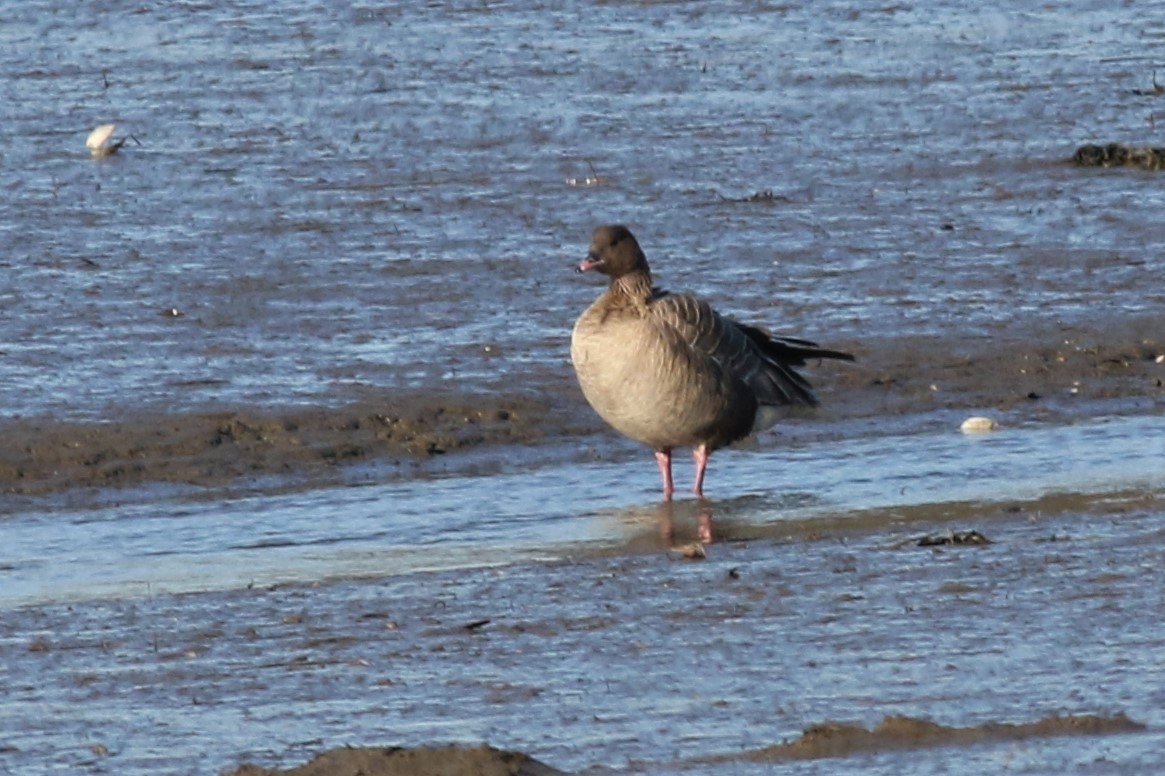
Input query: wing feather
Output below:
<box><xmin>649</xmin><ymin>291</ymin><xmax>852</xmax><ymax>409</ymax></box>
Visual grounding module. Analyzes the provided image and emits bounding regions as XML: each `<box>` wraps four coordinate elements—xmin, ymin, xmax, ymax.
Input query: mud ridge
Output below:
<box><xmin>219</xmin><ymin>713</ymin><xmax>1145</xmax><ymax>775</ymax></box>
<box><xmin>0</xmin><ymin>388</ymin><xmax>589</xmax><ymax>502</ymax></box>
<box><xmin>221</xmin><ymin>743</ymin><xmax>564</xmax><ymax>776</ymax></box>
<box><xmin>712</xmin><ymin>712</ymin><xmax>1146</xmax><ymax>763</ymax></box>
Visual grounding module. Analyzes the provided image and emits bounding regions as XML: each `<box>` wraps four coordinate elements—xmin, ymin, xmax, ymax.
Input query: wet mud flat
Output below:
<box><xmin>4</xmin><ymin>488</ymin><xmax>1164</xmax><ymax>775</ymax></box>
<box><xmin>0</xmin><ymin>386</ymin><xmax>590</xmax><ymax>507</ymax></box>
<box><xmin>3</xmin><ymin>316</ymin><xmax>1162</xmax><ymax>507</ymax></box>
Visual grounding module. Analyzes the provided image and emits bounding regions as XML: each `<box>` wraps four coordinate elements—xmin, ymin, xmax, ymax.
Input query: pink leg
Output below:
<box><xmin>654</xmin><ymin>448</ymin><xmax>674</xmax><ymax>501</ymax></box>
<box><xmin>692</xmin><ymin>444</ymin><xmax>711</xmax><ymax>498</ymax></box>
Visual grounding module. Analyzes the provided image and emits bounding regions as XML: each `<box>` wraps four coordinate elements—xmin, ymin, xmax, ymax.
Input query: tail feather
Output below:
<box><xmin>753</xmin><ymin>358</ymin><xmax>818</xmax><ymax>406</ymax></box>
<box><xmin>740</xmin><ymin>325</ymin><xmax>855</xmax><ymax>366</ymax></box>
<box><xmin>737</xmin><ymin>324</ymin><xmax>854</xmax><ymax>410</ymax></box>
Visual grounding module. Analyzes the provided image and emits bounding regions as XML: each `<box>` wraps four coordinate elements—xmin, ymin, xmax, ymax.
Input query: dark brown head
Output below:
<box><xmin>576</xmin><ymin>224</ymin><xmax>650</xmax><ymax>279</ymax></box>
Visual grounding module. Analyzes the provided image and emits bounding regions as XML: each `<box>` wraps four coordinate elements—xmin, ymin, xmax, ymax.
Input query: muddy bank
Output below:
<box><xmin>2</xmin><ymin>321</ymin><xmax>1162</xmax><ymax>504</ymax></box>
<box><xmin>224</xmin><ymin>744</ymin><xmax>564</xmax><ymax>776</ymax></box>
<box><xmin>825</xmin><ymin>316</ymin><xmax>1164</xmax><ymax>422</ymax></box>
<box><xmin>0</xmin><ymin>387</ymin><xmax>589</xmax><ymax>502</ymax></box>
<box><xmin>722</xmin><ymin>712</ymin><xmax>1145</xmax><ymax>763</ymax></box>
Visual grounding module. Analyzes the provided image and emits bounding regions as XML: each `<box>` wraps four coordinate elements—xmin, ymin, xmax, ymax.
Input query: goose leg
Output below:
<box><xmin>654</xmin><ymin>448</ymin><xmax>674</xmax><ymax>500</ymax></box>
<box><xmin>692</xmin><ymin>444</ymin><xmax>711</xmax><ymax>498</ymax></box>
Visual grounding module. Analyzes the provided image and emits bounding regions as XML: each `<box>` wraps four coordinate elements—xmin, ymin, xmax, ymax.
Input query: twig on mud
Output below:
<box><xmin>1129</xmin><ymin>68</ymin><xmax>1164</xmax><ymax>97</ymax></box>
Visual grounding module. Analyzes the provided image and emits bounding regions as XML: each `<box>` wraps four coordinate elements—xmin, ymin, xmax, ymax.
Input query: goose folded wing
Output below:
<box><xmin>650</xmin><ymin>293</ymin><xmax>824</xmax><ymax>407</ymax></box>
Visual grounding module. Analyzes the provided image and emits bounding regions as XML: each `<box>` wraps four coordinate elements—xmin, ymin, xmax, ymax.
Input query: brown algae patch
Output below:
<box><xmin>223</xmin><ymin>714</ymin><xmax>1145</xmax><ymax>774</ymax></box>
<box><xmin>1073</xmin><ymin>143</ymin><xmax>1165</xmax><ymax>170</ymax></box>
<box><xmin>222</xmin><ymin>744</ymin><xmax>564</xmax><ymax>776</ymax></box>
<box><xmin>718</xmin><ymin>713</ymin><xmax>1146</xmax><ymax>763</ymax></box>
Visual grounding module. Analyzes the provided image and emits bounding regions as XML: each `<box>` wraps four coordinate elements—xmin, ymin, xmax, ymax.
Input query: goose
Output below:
<box><xmin>570</xmin><ymin>224</ymin><xmax>853</xmax><ymax>500</ymax></box>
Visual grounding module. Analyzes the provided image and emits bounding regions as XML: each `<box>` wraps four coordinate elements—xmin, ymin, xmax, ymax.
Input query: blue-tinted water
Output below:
<box><xmin>3</xmin><ymin>1</ymin><xmax>1165</xmax><ymax>773</ymax></box>
<box><xmin>3</xmin><ymin>413</ymin><xmax>1162</xmax><ymax>608</ymax></box>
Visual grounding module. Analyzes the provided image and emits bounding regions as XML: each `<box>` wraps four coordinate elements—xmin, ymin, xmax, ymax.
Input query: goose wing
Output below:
<box><xmin>649</xmin><ymin>292</ymin><xmax>852</xmax><ymax>408</ymax></box>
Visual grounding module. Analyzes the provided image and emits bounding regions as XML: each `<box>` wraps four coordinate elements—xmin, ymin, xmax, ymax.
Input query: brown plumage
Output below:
<box><xmin>570</xmin><ymin>224</ymin><xmax>853</xmax><ymax>500</ymax></box>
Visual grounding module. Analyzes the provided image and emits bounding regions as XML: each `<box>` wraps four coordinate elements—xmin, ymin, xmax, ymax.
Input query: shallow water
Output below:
<box><xmin>3</xmin><ymin>0</ymin><xmax>1165</xmax><ymax>773</ymax></box>
<box><xmin>3</xmin><ymin>474</ymin><xmax>1164</xmax><ymax>775</ymax></box>
<box><xmin>4</xmin><ymin>413</ymin><xmax>1163</xmax><ymax>608</ymax></box>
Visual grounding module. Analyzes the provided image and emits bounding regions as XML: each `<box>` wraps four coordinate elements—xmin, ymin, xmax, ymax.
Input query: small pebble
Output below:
<box><xmin>959</xmin><ymin>416</ymin><xmax>998</xmax><ymax>433</ymax></box>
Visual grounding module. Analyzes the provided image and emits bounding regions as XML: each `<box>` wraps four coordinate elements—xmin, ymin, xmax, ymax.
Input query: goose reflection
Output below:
<box><xmin>655</xmin><ymin>499</ymin><xmax>714</xmax><ymax>545</ymax></box>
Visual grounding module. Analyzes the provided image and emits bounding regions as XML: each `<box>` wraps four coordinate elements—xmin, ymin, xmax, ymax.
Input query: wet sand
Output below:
<box><xmin>4</xmin><ymin>318</ymin><xmax>1161</xmax><ymax>507</ymax></box>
